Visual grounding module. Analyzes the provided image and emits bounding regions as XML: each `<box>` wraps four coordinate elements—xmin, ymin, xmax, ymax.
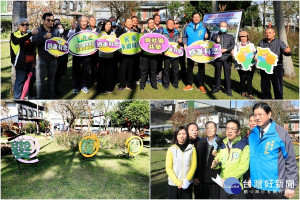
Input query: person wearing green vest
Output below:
<box><xmin>211</xmin><ymin>119</ymin><xmax>249</xmax><ymax>199</ymax></box>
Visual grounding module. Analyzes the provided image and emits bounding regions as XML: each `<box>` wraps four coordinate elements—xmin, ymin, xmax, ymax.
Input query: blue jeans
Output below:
<box><xmin>35</xmin><ymin>57</ymin><xmax>58</xmax><ymax>98</ymax></box>
<box><xmin>14</xmin><ymin>65</ymin><xmax>32</xmax><ymax>99</ymax></box>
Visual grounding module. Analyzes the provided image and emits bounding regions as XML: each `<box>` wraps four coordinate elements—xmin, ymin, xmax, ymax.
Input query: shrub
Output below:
<box><xmin>98</xmin><ymin>131</ymin><xmax>133</xmax><ymax>150</ymax></box>
<box><xmin>151</xmin><ymin>130</ymin><xmax>173</xmax><ymax>147</ymax></box>
<box><xmin>1</xmin><ymin>19</ymin><xmax>12</xmax><ymax>33</ymax></box>
<box><xmin>24</xmin><ymin>122</ymin><xmax>36</xmax><ymax>134</ymax></box>
<box><xmin>55</xmin><ymin>131</ymin><xmax>86</xmax><ymax>150</ymax></box>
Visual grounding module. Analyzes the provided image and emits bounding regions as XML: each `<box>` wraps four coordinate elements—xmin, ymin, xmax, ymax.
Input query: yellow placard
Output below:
<box><xmin>125</xmin><ymin>136</ymin><xmax>143</xmax><ymax>156</ymax></box>
<box><xmin>79</xmin><ymin>134</ymin><xmax>100</xmax><ymax>157</ymax></box>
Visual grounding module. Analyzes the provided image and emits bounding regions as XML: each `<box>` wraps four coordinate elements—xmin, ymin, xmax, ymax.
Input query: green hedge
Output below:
<box><xmin>1</xmin><ymin>19</ymin><xmax>12</xmax><ymax>33</ymax></box>
<box><xmin>151</xmin><ymin>130</ymin><xmax>173</xmax><ymax>147</ymax></box>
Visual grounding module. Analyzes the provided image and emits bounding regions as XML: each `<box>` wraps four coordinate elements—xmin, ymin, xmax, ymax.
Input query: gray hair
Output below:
<box><xmin>78</xmin><ymin>15</ymin><xmax>88</xmax><ymax>23</ymax></box>
<box><xmin>17</xmin><ymin>18</ymin><xmax>29</xmax><ymax>26</ymax></box>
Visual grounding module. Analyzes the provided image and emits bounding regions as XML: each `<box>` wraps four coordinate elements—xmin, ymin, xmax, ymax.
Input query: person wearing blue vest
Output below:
<box><xmin>249</xmin><ymin>102</ymin><xmax>298</xmax><ymax>199</ymax></box>
<box><xmin>182</xmin><ymin>12</ymin><xmax>210</xmax><ymax>93</ymax></box>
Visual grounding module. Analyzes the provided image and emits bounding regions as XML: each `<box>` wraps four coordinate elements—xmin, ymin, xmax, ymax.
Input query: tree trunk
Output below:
<box><xmin>12</xmin><ymin>1</ymin><xmax>27</xmax><ymax>32</ymax></box>
<box><xmin>212</xmin><ymin>1</ymin><xmax>218</xmax><ymax>13</ymax></box>
<box><xmin>273</xmin><ymin>1</ymin><xmax>296</xmax><ymax>77</ymax></box>
<box><xmin>11</xmin><ymin>1</ymin><xmax>27</xmax><ymax>98</ymax></box>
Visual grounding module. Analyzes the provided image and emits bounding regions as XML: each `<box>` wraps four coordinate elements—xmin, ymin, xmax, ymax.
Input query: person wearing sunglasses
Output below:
<box><xmin>211</xmin><ymin>119</ymin><xmax>249</xmax><ymax>199</ymax></box>
<box><xmin>32</xmin><ymin>12</ymin><xmax>59</xmax><ymax>99</ymax></box>
<box><xmin>10</xmin><ymin>18</ymin><xmax>39</xmax><ymax>99</ymax></box>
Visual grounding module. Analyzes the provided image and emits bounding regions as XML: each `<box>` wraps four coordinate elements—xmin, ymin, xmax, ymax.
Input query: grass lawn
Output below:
<box><xmin>1</xmin><ymin>137</ymin><xmax>150</xmax><ymax>199</ymax></box>
<box><xmin>151</xmin><ymin>146</ymin><xmax>299</xmax><ymax>199</ymax></box>
<box><xmin>1</xmin><ymin>41</ymin><xmax>299</xmax><ymax>99</ymax></box>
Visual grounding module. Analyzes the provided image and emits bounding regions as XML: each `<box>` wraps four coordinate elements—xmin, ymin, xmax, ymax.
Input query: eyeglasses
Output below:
<box><xmin>174</xmin><ymin>22</ymin><xmax>179</xmax><ymax>24</ymax></box>
<box><xmin>20</xmin><ymin>24</ymin><xmax>29</xmax><ymax>27</ymax></box>
<box><xmin>45</xmin><ymin>19</ymin><xmax>54</xmax><ymax>22</ymax></box>
<box><xmin>226</xmin><ymin>127</ymin><xmax>238</xmax><ymax>131</ymax></box>
<box><xmin>253</xmin><ymin>113</ymin><xmax>266</xmax><ymax>118</ymax></box>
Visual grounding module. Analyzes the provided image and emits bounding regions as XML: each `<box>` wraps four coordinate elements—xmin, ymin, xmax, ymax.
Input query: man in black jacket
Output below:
<box><xmin>211</xmin><ymin>21</ymin><xmax>235</xmax><ymax>96</ymax></box>
<box><xmin>68</xmin><ymin>15</ymin><xmax>92</xmax><ymax>94</ymax></box>
<box><xmin>257</xmin><ymin>27</ymin><xmax>292</xmax><ymax>99</ymax></box>
<box><xmin>194</xmin><ymin>121</ymin><xmax>222</xmax><ymax>199</ymax></box>
<box><xmin>32</xmin><ymin>13</ymin><xmax>59</xmax><ymax>99</ymax></box>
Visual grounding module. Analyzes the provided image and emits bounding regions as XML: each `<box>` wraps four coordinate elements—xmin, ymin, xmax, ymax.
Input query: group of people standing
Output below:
<box><xmin>166</xmin><ymin>102</ymin><xmax>298</xmax><ymax>199</ymax></box>
<box><xmin>10</xmin><ymin>11</ymin><xmax>292</xmax><ymax>99</ymax></box>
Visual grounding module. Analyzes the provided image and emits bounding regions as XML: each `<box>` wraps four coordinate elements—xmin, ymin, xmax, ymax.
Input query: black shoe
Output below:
<box><xmin>212</xmin><ymin>89</ymin><xmax>220</xmax><ymax>93</ymax></box>
<box><xmin>140</xmin><ymin>86</ymin><xmax>144</xmax><ymax>91</ymax></box>
<box><xmin>227</xmin><ymin>93</ymin><xmax>233</xmax><ymax>97</ymax></box>
<box><xmin>164</xmin><ymin>86</ymin><xmax>169</xmax><ymax>90</ymax></box>
<box><xmin>152</xmin><ymin>86</ymin><xmax>158</xmax><ymax>90</ymax></box>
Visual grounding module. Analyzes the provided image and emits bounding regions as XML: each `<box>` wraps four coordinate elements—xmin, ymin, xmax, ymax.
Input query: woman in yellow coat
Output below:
<box><xmin>165</xmin><ymin>126</ymin><xmax>197</xmax><ymax>199</ymax></box>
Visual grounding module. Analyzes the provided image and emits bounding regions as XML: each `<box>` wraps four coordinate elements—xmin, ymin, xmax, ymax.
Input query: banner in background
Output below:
<box><xmin>203</xmin><ymin>11</ymin><xmax>243</xmax><ymax>42</ymax></box>
<box><xmin>185</xmin><ymin>40</ymin><xmax>222</xmax><ymax>63</ymax></box>
<box><xmin>118</xmin><ymin>32</ymin><xmax>142</xmax><ymax>55</ymax></box>
<box><xmin>45</xmin><ymin>37</ymin><xmax>69</xmax><ymax>57</ymax></box>
<box><xmin>139</xmin><ymin>33</ymin><xmax>169</xmax><ymax>54</ymax></box>
<box><xmin>67</xmin><ymin>30</ymin><xmax>98</xmax><ymax>56</ymax></box>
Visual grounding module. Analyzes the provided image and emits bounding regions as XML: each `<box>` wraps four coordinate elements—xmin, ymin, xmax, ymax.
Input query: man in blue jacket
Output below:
<box><xmin>182</xmin><ymin>12</ymin><xmax>209</xmax><ymax>93</ymax></box>
<box><xmin>249</xmin><ymin>102</ymin><xmax>298</xmax><ymax>199</ymax></box>
<box><xmin>32</xmin><ymin>13</ymin><xmax>59</xmax><ymax>99</ymax></box>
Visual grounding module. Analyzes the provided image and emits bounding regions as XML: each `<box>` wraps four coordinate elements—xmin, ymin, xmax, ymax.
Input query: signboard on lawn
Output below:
<box><xmin>67</xmin><ymin>30</ymin><xmax>98</xmax><ymax>56</ymax></box>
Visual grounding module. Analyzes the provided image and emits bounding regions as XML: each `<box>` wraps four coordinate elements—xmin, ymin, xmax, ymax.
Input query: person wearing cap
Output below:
<box><xmin>232</xmin><ymin>31</ymin><xmax>256</xmax><ymax>99</ymax></box>
<box><xmin>257</xmin><ymin>27</ymin><xmax>292</xmax><ymax>99</ymax></box>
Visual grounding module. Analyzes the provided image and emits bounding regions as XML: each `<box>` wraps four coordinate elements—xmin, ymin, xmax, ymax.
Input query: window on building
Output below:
<box><xmin>69</xmin><ymin>1</ymin><xmax>74</xmax><ymax>11</ymax></box>
<box><xmin>77</xmin><ymin>3</ymin><xmax>81</xmax><ymax>12</ymax></box>
<box><xmin>33</xmin><ymin>111</ymin><xmax>37</xmax><ymax>117</ymax></box>
<box><xmin>22</xmin><ymin>108</ymin><xmax>27</xmax><ymax>116</ymax></box>
<box><xmin>28</xmin><ymin>110</ymin><xmax>33</xmax><ymax>117</ymax></box>
<box><xmin>39</xmin><ymin>112</ymin><xmax>43</xmax><ymax>118</ymax></box>
<box><xmin>62</xmin><ymin>1</ymin><xmax>67</xmax><ymax>9</ymax></box>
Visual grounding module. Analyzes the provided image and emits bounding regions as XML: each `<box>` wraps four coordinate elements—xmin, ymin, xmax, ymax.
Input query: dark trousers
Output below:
<box><xmin>140</xmin><ymin>55</ymin><xmax>158</xmax><ymax>88</ymax></box>
<box><xmin>14</xmin><ymin>65</ymin><xmax>34</xmax><ymax>99</ymax></box>
<box><xmin>168</xmin><ymin>184</ymin><xmax>193</xmax><ymax>199</ymax></box>
<box><xmin>119</xmin><ymin>55</ymin><xmax>135</xmax><ymax>88</ymax></box>
<box><xmin>91</xmin><ymin>52</ymin><xmax>99</xmax><ymax>84</ymax></box>
<box><xmin>187</xmin><ymin>58</ymin><xmax>205</xmax><ymax>86</ymax></box>
<box><xmin>260</xmin><ymin>65</ymin><xmax>284</xmax><ymax>99</ymax></box>
<box><xmin>237</xmin><ymin>69</ymin><xmax>255</xmax><ymax>95</ymax></box>
<box><xmin>179</xmin><ymin>51</ymin><xmax>187</xmax><ymax>83</ymax></box>
<box><xmin>55</xmin><ymin>54</ymin><xmax>68</xmax><ymax>93</ymax></box>
<box><xmin>163</xmin><ymin>57</ymin><xmax>179</xmax><ymax>87</ymax></box>
<box><xmin>251</xmin><ymin>188</ymin><xmax>286</xmax><ymax>199</ymax></box>
<box><xmin>72</xmin><ymin>55</ymin><xmax>91</xmax><ymax>89</ymax></box>
<box><xmin>156</xmin><ymin>55</ymin><xmax>163</xmax><ymax>80</ymax></box>
<box><xmin>97</xmin><ymin>57</ymin><xmax>115</xmax><ymax>93</ymax></box>
<box><xmin>220</xmin><ymin>187</ymin><xmax>245</xmax><ymax>199</ymax></box>
<box><xmin>214</xmin><ymin>60</ymin><xmax>232</xmax><ymax>93</ymax></box>
<box><xmin>134</xmin><ymin>53</ymin><xmax>141</xmax><ymax>81</ymax></box>
<box><xmin>195</xmin><ymin>182</ymin><xmax>220</xmax><ymax>199</ymax></box>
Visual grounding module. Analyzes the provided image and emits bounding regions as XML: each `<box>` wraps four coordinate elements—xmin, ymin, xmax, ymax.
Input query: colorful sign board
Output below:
<box><xmin>118</xmin><ymin>32</ymin><xmax>142</xmax><ymax>55</ymax></box>
<box><xmin>125</xmin><ymin>136</ymin><xmax>143</xmax><ymax>156</ymax></box>
<box><xmin>45</xmin><ymin>37</ymin><xmax>69</xmax><ymax>57</ymax></box>
<box><xmin>139</xmin><ymin>33</ymin><xmax>169</xmax><ymax>54</ymax></box>
<box><xmin>11</xmin><ymin>135</ymin><xmax>40</xmax><ymax>164</ymax></box>
<box><xmin>95</xmin><ymin>35</ymin><xmax>121</xmax><ymax>53</ymax></box>
<box><xmin>203</xmin><ymin>11</ymin><xmax>243</xmax><ymax>42</ymax></box>
<box><xmin>165</xmin><ymin>42</ymin><xmax>184</xmax><ymax>58</ymax></box>
<box><xmin>185</xmin><ymin>40</ymin><xmax>222</xmax><ymax>63</ymax></box>
<box><xmin>67</xmin><ymin>30</ymin><xmax>98</xmax><ymax>56</ymax></box>
<box><xmin>79</xmin><ymin>134</ymin><xmax>100</xmax><ymax>157</ymax></box>
<box><xmin>256</xmin><ymin>47</ymin><xmax>278</xmax><ymax>74</ymax></box>
<box><xmin>235</xmin><ymin>44</ymin><xmax>255</xmax><ymax>70</ymax></box>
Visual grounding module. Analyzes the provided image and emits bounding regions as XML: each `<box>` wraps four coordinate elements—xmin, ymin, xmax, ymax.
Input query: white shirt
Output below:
<box><xmin>260</xmin><ymin>122</ymin><xmax>271</xmax><ymax>138</ymax></box>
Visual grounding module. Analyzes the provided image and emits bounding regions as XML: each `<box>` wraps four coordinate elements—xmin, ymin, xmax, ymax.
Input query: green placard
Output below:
<box><xmin>67</xmin><ymin>30</ymin><xmax>99</xmax><ymax>56</ymax></box>
<box><xmin>118</xmin><ymin>32</ymin><xmax>142</xmax><ymax>55</ymax></box>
